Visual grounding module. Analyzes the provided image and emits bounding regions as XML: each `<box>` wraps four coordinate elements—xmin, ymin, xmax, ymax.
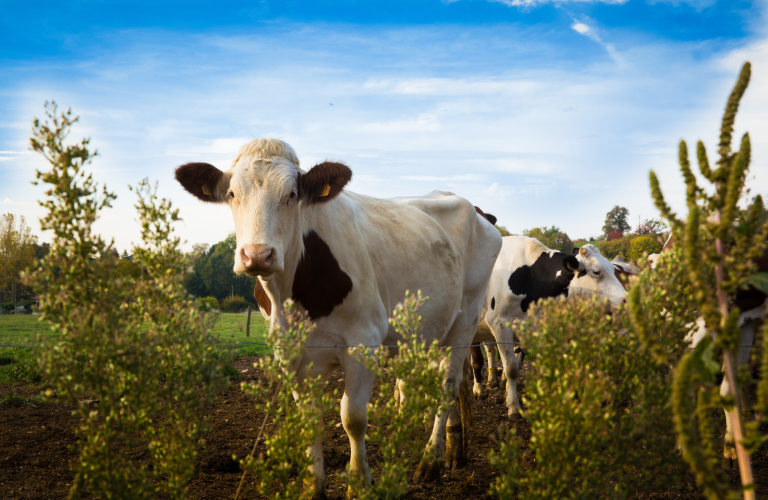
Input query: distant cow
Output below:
<box><xmin>175</xmin><ymin>138</ymin><xmax>502</xmax><ymax>494</ymax></box>
<box><xmin>469</xmin><ymin>238</ymin><xmax>626</xmax><ymax>418</ymax></box>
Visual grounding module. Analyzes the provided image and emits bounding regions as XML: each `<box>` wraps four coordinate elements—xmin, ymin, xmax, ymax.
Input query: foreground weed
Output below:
<box><xmin>347</xmin><ymin>290</ymin><xmax>451</xmax><ymax>500</ymax></box>
<box><xmin>26</xmin><ymin>102</ymin><xmax>225</xmax><ymax>500</ymax></box>
<box><xmin>640</xmin><ymin>61</ymin><xmax>766</xmax><ymax>499</ymax></box>
<box><xmin>239</xmin><ymin>301</ymin><xmax>335</xmax><ymax>500</ymax></box>
<box><xmin>490</xmin><ymin>295</ymin><xmax>687</xmax><ymax>499</ymax></box>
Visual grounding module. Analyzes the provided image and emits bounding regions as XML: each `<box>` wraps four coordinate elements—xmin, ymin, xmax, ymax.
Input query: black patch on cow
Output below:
<box><xmin>491</xmin><ymin>297</ymin><xmax>495</xmax><ymax>310</ymax></box>
<box><xmin>254</xmin><ymin>280</ymin><xmax>272</xmax><ymax>316</ymax></box>
<box><xmin>291</xmin><ymin>230</ymin><xmax>353</xmax><ymax>319</ymax></box>
<box><xmin>508</xmin><ymin>251</ymin><xmax>579</xmax><ymax>312</ymax></box>
<box><xmin>578</xmin><ymin>269</ymin><xmax>586</xmax><ymax>278</ymax></box>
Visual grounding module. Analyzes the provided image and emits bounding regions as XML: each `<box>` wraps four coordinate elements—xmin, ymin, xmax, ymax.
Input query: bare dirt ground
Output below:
<box><xmin>2</xmin><ymin>356</ymin><xmax>768</xmax><ymax>499</ymax></box>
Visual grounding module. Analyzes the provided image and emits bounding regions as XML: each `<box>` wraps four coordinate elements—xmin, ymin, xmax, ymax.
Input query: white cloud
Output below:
<box><xmin>569</xmin><ymin>19</ymin><xmax>625</xmax><ymax>66</ymax></box>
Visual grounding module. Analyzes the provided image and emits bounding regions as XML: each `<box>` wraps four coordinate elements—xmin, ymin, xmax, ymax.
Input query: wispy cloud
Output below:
<box><xmin>570</xmin><ymin>18</ymin><xmax>625</xmax><ymax>65</ymax></box>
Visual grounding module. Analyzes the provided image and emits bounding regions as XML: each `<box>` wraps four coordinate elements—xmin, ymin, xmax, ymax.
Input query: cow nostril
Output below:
<box><xmin>240</xmin><ymin>247</ymin><xmax>252</xmax><ymax>267</ymax></box>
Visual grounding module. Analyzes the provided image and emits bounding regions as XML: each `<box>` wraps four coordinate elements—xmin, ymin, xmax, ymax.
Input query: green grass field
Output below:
<box><xmin>0</xmin><ymin>311</ymin><xmax>270</xmax><ymax>384</ymax></box>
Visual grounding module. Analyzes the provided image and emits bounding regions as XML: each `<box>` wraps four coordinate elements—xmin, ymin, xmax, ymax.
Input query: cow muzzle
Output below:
<box><xmin>240</xmin><ymin>244</ymin><xmax>275</xmax><ymax>274</ymax></box>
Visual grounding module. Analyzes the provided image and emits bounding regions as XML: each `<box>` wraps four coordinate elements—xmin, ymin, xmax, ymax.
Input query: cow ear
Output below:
<box><xmin>175</xmin><ymin>162</ymin><xmax>230</xmax><ymax>203</ymax></box>
<box><xmin>299</xmin><ymin>161</ymin><xmax>352</xmax><ymax>204</ymax></box>
<box><xmin>564</xmin><ymin>255</ymin><xmax>580</xmax><ymax>272</ymax></box>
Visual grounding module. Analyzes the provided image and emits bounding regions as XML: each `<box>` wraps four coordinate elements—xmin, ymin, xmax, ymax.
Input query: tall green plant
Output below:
<box><xmin>490</xmin><ymin>293</ymin><xmax>687</xmax><ymax>499</ymax></box>
<box><xmin>26</xmin><ymin>102</ymin><xmax>226</xmax><ymax>499</ymax></box>
<box><xmin>639</xmin><ymin>61</ymin><xmax>767</xmax><ymax>499</ymax></box>
<box><xmin>347</xmin><ymin>291</ymin><xmax>452</xmax><ymax>500</ymax></box>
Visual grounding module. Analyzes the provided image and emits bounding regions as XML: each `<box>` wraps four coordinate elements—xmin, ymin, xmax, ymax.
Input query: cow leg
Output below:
<box><xmin>487</xmin><ymin>318</ymin><xmax>521</xmax><ymax>420</ymax></box>
<box><xmin>484</xmin><ymin>343</ymin><xmax>501</xmax><ymax>388</ymax></box>
<box><xmin>445</xmin><ymin>356</ymin><xmax>473</xmax><ymax>470</ymax></box>
<box><xmin>341</xmin><ymin>358</ymin><xmax>375</xmax><ymax>496</ymax></box>
<box><xmin>414</xmin><ymin>356</ymin><xmax>463</xmax><ymax>482</ymax></box>
<box><xmin>722</xmin><ymin>321</ymin><xmax>756</xmax><ymax>464</ymax></box>
<box><xmin>469</xmin><ymin>346</ymin><xmax>486</xmax><ymax>399</ymax></box>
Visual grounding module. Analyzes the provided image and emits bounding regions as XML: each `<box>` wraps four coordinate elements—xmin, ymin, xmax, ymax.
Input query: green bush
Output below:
<box><xmin>195</xmin><ymin>296</ymin><xmax>220</xmax><ymax>311</ymax></box>
<box><xmin>26</xmin><ymin>103</ymin><xmax>226</xmax><ymax>500</ymax></box>
<box><xmin>490</xmin><ymin>292</ymin><xmax>688</xmax><ymax>499</ymax></box>
<box><xmin>239</xmin><ymin>301</ymin><xmax>335</xmax><ymax>499</ymax></box>
<box><xmin>348</xmin><ymin>291</ymin><xmax>451</xmax><ymax>500</ymax></box>
<box><xmin>592</xmin><ymin>235</ymin><xmax>637</xmax><ymax>260</ymax></box>
<box><xmin>8</xmin><ymin>356</ymin><xmax>42</xmax><ymax>383</ymax></box>
<box><xmin>220</xmin><ymin>295</ymin><xmax>249</xmax><ymax>312</ymax></box>
<box><xmin>628</xmin><ymin>235</ymin><xmax>662</xmax><ymax>262</ymax></box>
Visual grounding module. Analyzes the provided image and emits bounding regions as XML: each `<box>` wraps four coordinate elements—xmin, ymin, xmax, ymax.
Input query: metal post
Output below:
<box><xmin>246</xmin><ymin>306</ymin><xmax>252</xmax><ymax>338</ymax></box>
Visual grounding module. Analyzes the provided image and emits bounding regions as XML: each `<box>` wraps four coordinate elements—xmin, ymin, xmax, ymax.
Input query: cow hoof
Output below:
<box><xmin>508</xmin><ymin>412</ymin><xmax>524</xmax><ymax>423</ymax></box>
<box><xmin>444</xmin><ymin>424</ymin><xmax>467</xmax><ymax>470</ymax></box>
<box><xmin>413</xmin><ymin>459</ymin><xmax>441</xmax><ymax>483</ymax></box>
<box><xmin>486</xmin><ymin>380</ymin><xmax>499</xmax><ymax>389</ymax></box>
<box><xmin>304</xmin><ymin>477</ymin><xmax>328</xmax><ymax>500</ymax></box>
<box><xmin>474</xmin><ymin>390</ymin><xmax>487</xmax><ymax>400</ymax></box>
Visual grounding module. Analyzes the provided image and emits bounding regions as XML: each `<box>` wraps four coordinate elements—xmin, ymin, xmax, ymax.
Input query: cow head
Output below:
<box><xmin>570</xmin><ymin>244</ymin><xmax>626</xmax><ymax>307</ymax></box>
<box><xmin>175</xmin><ymin>138</ymin><xmax>352</xmax><ymax>278</ymax></box>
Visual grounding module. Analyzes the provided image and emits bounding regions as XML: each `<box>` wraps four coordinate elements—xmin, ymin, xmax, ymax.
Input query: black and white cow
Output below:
<box><xmin>175</xmin><ymin>138</ymin><xmax>502</xmax><ymax>496</ymax></box>
<box><xmin>469</xmin><ymin>237</ymin><xmax>626</xmax><ymax>419</ymax></box>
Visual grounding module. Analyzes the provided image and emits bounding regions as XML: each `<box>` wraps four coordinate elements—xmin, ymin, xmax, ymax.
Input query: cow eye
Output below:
<box><xmin>593</xmin><ymin>270</ymin><xmax>601</xmax><ymax>276</ymax></box>
<box><xmin>228</xmin><ymin>191</ymin><xmax>235</xmax><ymax>199</ymax></box>
<box><xmin>287</xmin><ymin>190</ymin><xmax>297</xmax><ymax>204</ymax></box>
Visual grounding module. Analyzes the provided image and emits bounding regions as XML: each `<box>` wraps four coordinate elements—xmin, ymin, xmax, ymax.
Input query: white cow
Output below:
<box><xmin>175</xmin><ymin>138</ymin><xmax>502</xmax><ymax>496</ymax></box>
<box><xmin>469</xmin><ymin>238</ymin><xmax>627</xmax><ymax>419</ymax></box>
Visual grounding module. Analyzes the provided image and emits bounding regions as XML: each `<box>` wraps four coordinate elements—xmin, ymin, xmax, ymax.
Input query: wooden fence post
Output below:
<box><xmin>246</xmin><ymin>306</ymin><xmax>252</xmax><ymax>338</ymax></box>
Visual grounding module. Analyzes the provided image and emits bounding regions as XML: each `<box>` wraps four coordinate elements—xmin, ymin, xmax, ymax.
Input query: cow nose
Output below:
<box><xmin>621</xmin><ymin>297</ymin><xmax>628</xmax><ymax>306</ymax></box>
<box><xmin>240</xmin><ymin>245</ymin><xmax>274</xmax><ymax>272</ymax></box>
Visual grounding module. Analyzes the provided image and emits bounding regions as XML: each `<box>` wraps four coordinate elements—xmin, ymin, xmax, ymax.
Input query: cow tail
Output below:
<box><xmin>459</xmin><ymin>354</ymin><xmax>474</xmax><ymax>454</ymax></box>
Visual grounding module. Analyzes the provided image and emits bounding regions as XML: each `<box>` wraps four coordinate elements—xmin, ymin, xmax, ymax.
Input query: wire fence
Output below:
<box><xmin>0</xmin><ymin>340</ymin><xmax>523</xmax><ymax>350</ymax></box>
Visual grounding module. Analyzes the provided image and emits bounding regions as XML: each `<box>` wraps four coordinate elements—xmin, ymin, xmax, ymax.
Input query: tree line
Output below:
<box><xmin>494</xmin><ymin>205</ymin><xmax>668</xmax><ymax>262</ymax></box>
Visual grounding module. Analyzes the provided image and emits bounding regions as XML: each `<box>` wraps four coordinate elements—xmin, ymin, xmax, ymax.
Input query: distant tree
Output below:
<box><xmin>523</xmin><ymin>226</ymin><xmax>573</xmax><ymax>253</ymax></box>
<box><xmin>191</xmin><ymin>243</ymin><xmax>210</xmax><ymax>256</ymax></box>
<box><xmin>602</xmin><ymin>206</ymin><xmax>630</xmax><ymax>237</ymax></box>
<box><xmin>121</xmin><ymin>249</ymin><xmax>130</xmax><ymax>259</ymax></box>
<box><xmin>33</xmin><ymin>242</ymin><xmax>50</xmax><ymax>259</ymax></box>
<box><xmin>634</xmin><ymin>218</ymin><xmax>668</xmax><ymax>235</ymax></box>
<box><xmin>0</xmin><ymin>214</ymin><xmax>37</xmax><ymax>309</ymax></box>
<box><xmin>496</xmin><ymin>225</ymin><xmax>511</xmax><ymax>237</ymax></box>
<box><xmin>183</xmin><ymin>233</ymin><xmax>257</xmax><ymax>302</ymax></box>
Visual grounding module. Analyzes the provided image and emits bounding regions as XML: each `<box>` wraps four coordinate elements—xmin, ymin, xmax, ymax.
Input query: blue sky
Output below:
<box><xmin>1</xmin><ymin>0</ymin><xmax>767</xmax><ymax>251</ymax></box>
